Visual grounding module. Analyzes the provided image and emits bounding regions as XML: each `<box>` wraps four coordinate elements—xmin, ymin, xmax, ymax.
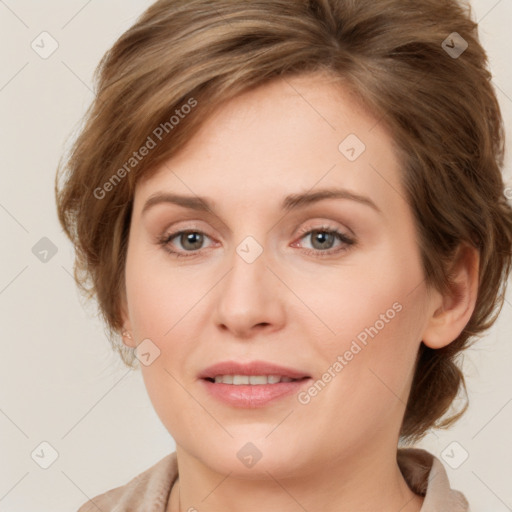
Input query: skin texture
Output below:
<box><xmin>120</xmin><ymin>73</ymin><xmax>479</xmax><ymax>512</ymax></box>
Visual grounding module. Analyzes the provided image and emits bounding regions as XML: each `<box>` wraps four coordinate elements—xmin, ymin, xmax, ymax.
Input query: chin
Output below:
<box><xmin>189</xmin><ymin>439</ymin><xmax>313</xmax><ymax>480</ymax></box>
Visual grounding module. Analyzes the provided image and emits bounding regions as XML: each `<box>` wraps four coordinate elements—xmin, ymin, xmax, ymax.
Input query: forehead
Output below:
<box><xmin>134</xmin><ymin>73</ymin><xmax>404</xmax><ymax>218</ymax></box>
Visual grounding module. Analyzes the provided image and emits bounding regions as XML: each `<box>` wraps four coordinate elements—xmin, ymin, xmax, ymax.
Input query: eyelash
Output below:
<box><xmin>157</xmin><ymin>224</ymin><xmax>356</xmax><ymax>259</ymax></box>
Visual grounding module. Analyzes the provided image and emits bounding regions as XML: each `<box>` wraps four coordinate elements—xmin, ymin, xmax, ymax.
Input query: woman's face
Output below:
<box><xmin>123</xmin><ymin>73</ymin><xmax>436</xmax><ymax>477</ymax></box>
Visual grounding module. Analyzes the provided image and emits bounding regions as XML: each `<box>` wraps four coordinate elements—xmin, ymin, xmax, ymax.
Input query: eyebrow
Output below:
<box><xmin>141</xmin><ymin>188</ymin><xmax>381</xmax><ymax>215</ymax></box>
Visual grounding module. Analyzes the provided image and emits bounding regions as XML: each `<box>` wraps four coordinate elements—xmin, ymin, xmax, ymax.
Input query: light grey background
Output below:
<box><xmin>0</xmin><ymin>1</ymin><xmax>511</xmax><ymax>511</ymax></box>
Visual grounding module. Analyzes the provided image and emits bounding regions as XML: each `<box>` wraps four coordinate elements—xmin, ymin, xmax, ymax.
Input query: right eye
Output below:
<box><xmin>158</xmin><ymin>229</ymin><xmax>215</xmax><ymax>258</ymax></box>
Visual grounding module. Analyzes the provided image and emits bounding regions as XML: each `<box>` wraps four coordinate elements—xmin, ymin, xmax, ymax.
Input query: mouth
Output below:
<box><xmin>198</xmin><ymin>361</ymin><xmax>312</xmax><ymax>408</ymax></box>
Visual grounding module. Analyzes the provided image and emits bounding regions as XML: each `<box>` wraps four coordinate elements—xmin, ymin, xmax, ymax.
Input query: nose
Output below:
<box><xmin>213</xmin><ymin>242</ymin><xmax>286</xmax><ymax>339</ymax></box>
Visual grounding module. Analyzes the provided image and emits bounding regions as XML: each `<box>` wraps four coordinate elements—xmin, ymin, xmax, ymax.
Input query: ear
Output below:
<box><xmin>119</xmin><ymin>291</ymin><xmax>136</xmax><ymax>348</ymax></box>
<box><xmin>422</xmin><ymin>243</ymin><xmax>480</xmax><ymax>349</ymax></box>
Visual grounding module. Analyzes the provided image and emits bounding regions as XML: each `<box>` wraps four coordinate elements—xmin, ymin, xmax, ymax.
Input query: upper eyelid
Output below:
<box><xmin>163</xmin><ymin>222</ymin><xmax>348</xmax><ymax>238</ymax></box>
<box><xmin>161</xmin><ymin>217</ymin><xmax>351</xmax><ymax>236</ymax></box>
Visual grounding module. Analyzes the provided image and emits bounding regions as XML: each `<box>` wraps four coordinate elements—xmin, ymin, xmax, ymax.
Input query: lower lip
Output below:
<box><xmin>200</xmin><ymin>378</ymin><xmax>311</xmax><ymax>408</ymax></box>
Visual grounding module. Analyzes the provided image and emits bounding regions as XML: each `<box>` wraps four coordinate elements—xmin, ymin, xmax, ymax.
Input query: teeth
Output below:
<box><xmin>213</xmin><ymin>375</ymin><xmax>296</xmax><ymax>385</ymax></box>
<box><xmin>233</xmin><ymin>375</ymin><xmax>249</xmax><ymax>385</ymax></box>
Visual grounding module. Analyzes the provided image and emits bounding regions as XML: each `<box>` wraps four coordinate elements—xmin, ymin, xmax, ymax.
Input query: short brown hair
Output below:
<box><xmin>55</xmin><ymin>0</ymin><xmax>512</xmax><ymax>443</ymax></box>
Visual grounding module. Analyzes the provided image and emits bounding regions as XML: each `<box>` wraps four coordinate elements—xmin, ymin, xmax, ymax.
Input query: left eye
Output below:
<box><xmin>293</xmin><ymin>226</ymin><xmax>356</xmax><ymax>257</ymax></box>
<box><xmin>158</xmin><ymin>226</ymin><xmax>355</xmax><ymax>258</ymax></box>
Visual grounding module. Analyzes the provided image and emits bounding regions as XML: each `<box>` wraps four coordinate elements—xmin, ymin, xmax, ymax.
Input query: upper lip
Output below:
<box><xmin>198</xmin><ymin>360</ymin><xmax>311</xmax><ymax>380</ymax></box>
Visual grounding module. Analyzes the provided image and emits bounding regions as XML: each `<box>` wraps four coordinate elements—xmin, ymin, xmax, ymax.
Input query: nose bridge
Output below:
<box><xmin>214</xmin><ymin>232</ymin><xmax>284</xmax><ymax>336</ymax></box>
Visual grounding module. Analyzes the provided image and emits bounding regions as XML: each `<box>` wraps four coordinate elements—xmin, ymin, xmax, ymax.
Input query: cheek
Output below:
<box><xmin>125</xmin><ymin>254</ymin><xmax>204</xmax><ymax>437</ymax></box>
<box><xmin>294</xmin><ymin>245</ymin><xmax>422</xmax><ymax>346</ymax></box>
<box><xmin>295</xmin><ymin>293</ymin><xmax>426</xmax><ymax>446</ymax></box>
<box><xmin>124</xmin><ymin>244</ymin><xmax>210</xmax><ymax>402</ymax></box>
<box><xmin>125</xmin><ymin>239</ymin><xmax>208</xmax><ymax>338</ymax></box>
<box><xmin>298</xmin><ymin>243</ymin><xmax>426</xmax><ymax>401</ymax></box>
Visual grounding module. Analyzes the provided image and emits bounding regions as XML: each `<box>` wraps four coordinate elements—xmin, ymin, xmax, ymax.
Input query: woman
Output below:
<box><xmin>55</xmin><ymin>0</ymin><xmax>512</xmax><ymax>510</ymax></box>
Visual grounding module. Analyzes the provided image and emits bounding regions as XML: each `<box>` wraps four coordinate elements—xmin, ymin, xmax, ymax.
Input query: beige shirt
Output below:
<box><xmin>77</xmin><ymin>447</ymin><xmax>469</xmax><ymax>511</ymax></box>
